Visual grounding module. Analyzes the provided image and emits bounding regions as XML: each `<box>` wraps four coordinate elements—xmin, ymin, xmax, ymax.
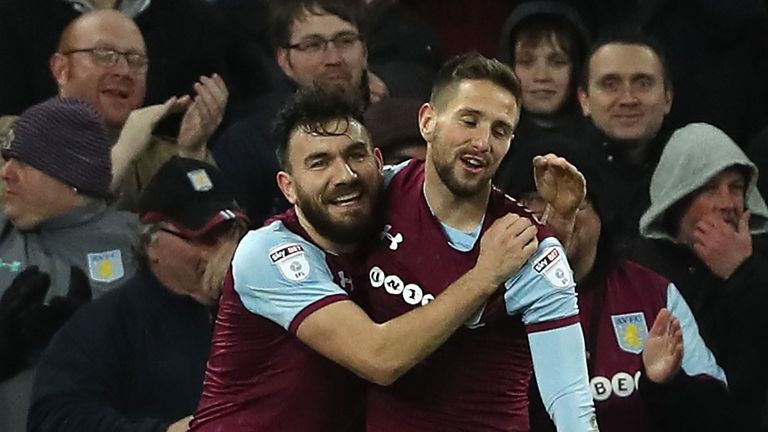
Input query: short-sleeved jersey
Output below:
<box><xmin>190</xmin><ymin>210</ymin><xmax>364</xmax><ymax>432</ymax></box>
<box><xmin>363</xmin><ymin>160</ymin><xmax>580</xmax><ymax>431</ymax></box>
<box><xmin>531</xmin><ymin>260</ymin><xmax>725</xmax><ymax>432</ymax></box>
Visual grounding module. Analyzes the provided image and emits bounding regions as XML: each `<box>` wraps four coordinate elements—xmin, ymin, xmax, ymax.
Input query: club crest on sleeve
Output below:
<box><xmin>269</xmin><ymin>243</ymin><xmax>310</xmax><ymax>281</ymax></box>
<box><xmin>611</xmin><ymin>312</ymin><xmax>648</xmax><ymax>354</ymax></box>
<box><xmin>532</xmin><ymin>246</ymin><xmax>572</xmax><ymax>288</ymax></box>
<box><xmin>87</xmin><ymin>250</ymin><xmax>125</xmax><ymax>283</ymax></box>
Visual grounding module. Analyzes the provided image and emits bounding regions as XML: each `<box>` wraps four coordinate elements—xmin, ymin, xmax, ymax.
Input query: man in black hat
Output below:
<box><xmin>26</xmin><ymin>156</ymin><xmax>249</xmax><ymax>432</ymax></box>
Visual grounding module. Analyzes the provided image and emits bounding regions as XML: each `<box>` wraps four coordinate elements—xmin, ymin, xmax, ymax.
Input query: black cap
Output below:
<box><xmin>138</xmin><ymin>157</ymin><xmax>249</xmax><ymax>238</ymax></box>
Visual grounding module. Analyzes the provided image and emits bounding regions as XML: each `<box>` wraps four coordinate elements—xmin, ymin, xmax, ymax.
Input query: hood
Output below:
<box><xmin>640</xmin><ymin>122</ymin><xmax>768</xmax><ymax>241</ymax></box>
<box><xmin>497</xmin><ymin>1</ymin><xmax>590</xmax><ymax>65</ymax></box>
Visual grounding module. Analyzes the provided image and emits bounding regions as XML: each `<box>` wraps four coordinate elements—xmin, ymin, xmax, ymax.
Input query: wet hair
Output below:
<box><xmin>269</xmin><ymin>0</ymin><xmax>365</xmax><ymax>51</ymax></box>
<box><xmin>580</xmin><ymin>31</ymin><xmax>673</xmax><ymax>93</ymax></box>
<box><xmin>430</xmin><ymin>52</ymin><xmax>522</xmax><ymax>109</ymax></box>
<box><xmin>273</xmin><ymin>87</ymin><xmax>368</xmax><ymax>172</ymax></box>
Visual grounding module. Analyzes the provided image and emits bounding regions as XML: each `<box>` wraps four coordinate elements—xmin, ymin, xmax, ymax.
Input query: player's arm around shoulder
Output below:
<box><xmin>297</xmin><ymin>213</ymin><xmax>538</xmax><ymax>386</ymax></box>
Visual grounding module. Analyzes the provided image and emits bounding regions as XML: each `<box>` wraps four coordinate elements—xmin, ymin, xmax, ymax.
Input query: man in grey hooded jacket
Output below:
<box><xmin>635</xmin><ymin>122</ymin><xmax>768</xmax><ymax>431</ymax></box>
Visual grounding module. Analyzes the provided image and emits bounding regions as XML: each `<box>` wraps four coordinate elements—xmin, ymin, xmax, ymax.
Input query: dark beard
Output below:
<box><xmin>297</xmin><ymin>180</ymin><xmax>383</xmax><ymax>245</ymax></box>
<box><xmin>431</xmin><ymin>135</ymin><xmax>486</xmax><ymax>198</ymax></box>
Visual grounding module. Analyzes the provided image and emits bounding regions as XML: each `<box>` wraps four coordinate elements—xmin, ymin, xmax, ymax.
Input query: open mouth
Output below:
<box><xmin>460</xmin><ymin>154</ymin><xmax>487</xmax><ymax>173</ymax></box>
<box><xmin>328</xmin><ymin>190</ymin><xmax>363</xmax><ymax>206</ymax></box>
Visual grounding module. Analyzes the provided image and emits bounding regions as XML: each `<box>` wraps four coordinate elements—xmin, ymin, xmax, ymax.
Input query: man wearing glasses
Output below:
<box><xmin>211</xmin><ymin>0</ymin><xmax>389</xmax><ymax>225</ymax></box>
<box><xmin>0</xmin><ymin>9</ymin><xmax>228</xmax><ymax>211</ymax></box>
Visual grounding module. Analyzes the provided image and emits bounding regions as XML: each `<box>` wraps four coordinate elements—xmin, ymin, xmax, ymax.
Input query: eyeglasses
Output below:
<box><xmin>62</xmin><ymin>48</ymin><xmax>149</xmax><ymax>72</ymax></box>
<box><xmin>287</xmin><ymin>33</ymin><xmax>362</xmax><ymax>55</ymax></box>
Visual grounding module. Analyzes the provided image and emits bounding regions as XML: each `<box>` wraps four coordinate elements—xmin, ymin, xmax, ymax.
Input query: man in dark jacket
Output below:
<box><xmin>27</xmin><ymin>157</ymin><xmax>249</xmax><ymax>432</ymax></box>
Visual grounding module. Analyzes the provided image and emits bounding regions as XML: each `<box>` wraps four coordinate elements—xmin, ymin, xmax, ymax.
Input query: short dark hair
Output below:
<box><xmin>580</xmin><ymin>32</ymin><xmax>673</xmax><ymax>93</ymax></box>
<box><xmin>273</xmin><ymin>87</ymin><xmax>367</xmax><ymax>172</ymax></box>
<box><xmin>512</xmin><ymin>14</ymin><xmax>587</xmax><ymax>71</ymax></box>
<box><xmin>430</xmin><ymin>52</ymin><xmax>522</xmax><ymax>109</ymax></box>
<box><xmin>269</xmin><ymin>0</ymin><xmax>365</xmax><ymax>51</ymax></box>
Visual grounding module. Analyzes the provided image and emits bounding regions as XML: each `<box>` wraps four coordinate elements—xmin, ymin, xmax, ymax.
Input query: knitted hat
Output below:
<box><xmin>138</xmin><ymin>157</ymin><xmax>249</xmax><ymax>239</ymax></box>
<box><xmin>1</xmin><ymin>97</ymin><xmax>112</xmax><ymax>197</ymax></box>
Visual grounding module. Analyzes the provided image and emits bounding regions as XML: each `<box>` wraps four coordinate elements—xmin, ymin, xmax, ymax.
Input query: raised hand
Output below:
<box><xmin>533</xmin><ymin>153</ymin><xmax>586</xmax><ymax>219</ymax></box>
<box><xmin>693</xmin><ymin>210</ymin><xmax>752</xmax><ymax>279</ymax></box>
<box><xmin>475</xmin><ymin>213</ymin><xmax>539</xmax><ymax>288</ymax></box>
<box><xmin>112</xmin><ymin>96</ymin><xmax>191</xmax><ymax>188</ymax></box>
<box><xmin>177</xmin><ymin>74</ymin><xmax>229</xmax><ymax>159</ymax></box>
<box><xmin>642</xmin><ymin>308</ymin><xmax>683</xmax><ymax>384</ymax></box>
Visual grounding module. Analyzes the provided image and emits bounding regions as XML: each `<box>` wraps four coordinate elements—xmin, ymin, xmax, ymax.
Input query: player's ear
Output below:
<box><xmin>418</xmin><ymin>102</ymin><xmax>436</xmax><ymax>141</ymax></box>
<box><xmin>276</xmin><ymin>171</ymin><xmax>297</xmax><ymax>205</ymax></box>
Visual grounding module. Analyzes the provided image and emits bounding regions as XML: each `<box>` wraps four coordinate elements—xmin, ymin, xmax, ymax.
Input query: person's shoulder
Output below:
<box><xmin>235</xmin><ymin>220</ymin><xmax>325</xmax><ymax>266</ymax></box>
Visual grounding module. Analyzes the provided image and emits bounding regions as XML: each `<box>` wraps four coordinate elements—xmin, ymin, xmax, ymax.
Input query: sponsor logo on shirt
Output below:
<box><xmin>270</xmin><ymin>243</ymin><xmax>310</xmax><ymax>282</ymax></box>
<box><xmin>611</xmin><ymin>312</ymin><xmax>648</xmax><ymax>354</ymax></box>
<box><xmin>87</xmin><ymin>250</ymin><xmax>125</xmax><ymax>283</ymax></box>
<box><xmin>369</xmin><ymin>266</ymin><xmax>434</xmax><ymax>306</ymax></box>
<box><xmin>380</xmin><ymin>224</ymin><xmax>403</xmax><ymax>251</ymax></box>
<box><xmin>590</xmin><ymin>371</ymin><xmax>642</xmax><ymax>401</ymax></box>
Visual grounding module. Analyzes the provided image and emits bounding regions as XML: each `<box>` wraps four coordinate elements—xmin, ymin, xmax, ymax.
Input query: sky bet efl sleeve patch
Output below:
<box><xmin>269</xmin><ymin>243</ymin><xmax>311</xmax><ymax>282</ymax></box>
<box><xmin>532</xmin><ymin>246</ymin><xmax>572</xmax><ymax>288</ymax></box>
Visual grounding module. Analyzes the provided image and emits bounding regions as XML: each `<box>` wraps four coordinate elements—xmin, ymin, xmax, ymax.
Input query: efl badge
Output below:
<box><xmin>87</xmin><ymin>250</ymin><xmax>125</xmax><ymax>283</ymax></box>
<box><xmin>532</xmin><ymin>246</ymin><xmax>572</xmax><ymax>288</ymax></box>
<box><xmin>187</xmin><ymin>169</ymin><xmax>214</xmax><ymax>192</ymax></box>
<box><xmin>611</xmin><ymin>312</ymin><xmax>648</xmax><ymax>354</ymax></box>
<box><xmin>270</xmin><ymin>243</ymin><xmax>310</xmax><ymax>282</ymax></box>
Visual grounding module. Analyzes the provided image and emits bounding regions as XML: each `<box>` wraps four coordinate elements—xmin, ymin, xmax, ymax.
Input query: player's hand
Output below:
<box><xmin>692</xmin><ymin>211</ymin><xmax>752</xmax><ymax>279</ymax></box>
<box><xmin>177</xmin><ymin>74</ymin><xmax>228</xmax><ymax>159</ymax></box>
<box><xmin>166</xmin><ymin>415</ymin><xmax>192</xmax><ymax>432</ymax></box>
<box><xmin>642</xmin><ymin>308</ymin><xmax>683</xmax><ymax>384</ymax></box>
<box><xmin>533</xmin><ymin>154</ymin><xmax>586</xmax><ymax>219</ymax></box>
<box><xmin>476</xmin><ymin>213</ymin><xmax>538</xmax><ymax>288</ymax></box>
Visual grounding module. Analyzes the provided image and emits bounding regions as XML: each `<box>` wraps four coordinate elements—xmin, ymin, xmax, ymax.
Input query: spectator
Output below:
<box><xmin>636</xmin><ymin>122</ymin><xmax>768</xmax><ymax>431</ymax></box>
<box><xmin>0</xmin><ymin>97</ymin><xmax>139</xmax><ymax>431</ymax></box>
<box><xmin>0</xmin><ymin>0</ymin><xmax>259</xmax><ymax>127</ymax></box>
<box><xmin>0</xmin><ymin>9</ymin><xmax>227</xmax><ymax>211</ymax></box>
<box><xmin>495</xmin><ymin>0</ymin><xmax>591</xmax><ymax>196</ymax></box>
<box><xmin>502</xmin><ymin>141</ymin><xmax>730</xmax><ymax>431</ymax></box>
<box><xmin>211</xmin><ymin>0</ymin><xmax>387</xmax><ymax>225</ymax></box>
<box><xmin>575</xmin><ymin>33</ymin><xmax>673</xmax><ymax>250</ymax></box>
<box><xmin>28</xmin><ymin>157</ymin><xmax>248</xmax><ymax>432</ymax></box>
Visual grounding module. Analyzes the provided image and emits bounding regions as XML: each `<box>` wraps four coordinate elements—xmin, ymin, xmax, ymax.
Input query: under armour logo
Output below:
<box><xmin>338</xmin><ymin>271</ymin><xmax>354</xmax><ymax>291</ymax></box>
<box><xmin>380</xmin><ymin>224</ymin><xmax>403</xmax><ymax>250</ymax></box>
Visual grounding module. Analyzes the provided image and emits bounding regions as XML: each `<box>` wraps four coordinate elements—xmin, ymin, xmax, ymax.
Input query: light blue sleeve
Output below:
<box><xmin>529</xmin><ymin>323</ymin><xmax>598</xmax><ymax>431</ymax></box>
<box><xmin>383</xmin><ymin>159</ymin><xmax>412</xmax><ymax>188</ymax></box>
<box><xmin>504</xmin><ymin>237</ymin><xmax>579</xmax><ymax>324</ymax></box>
<box><xmin>666</xmin><ymin>283</ymin><xmax>728</xmax><ymax>384</ymax></box>
<box><xmin>231</xmin><ymin>221</ymin><xmax>348</xmax><ymax>331</ymax></box>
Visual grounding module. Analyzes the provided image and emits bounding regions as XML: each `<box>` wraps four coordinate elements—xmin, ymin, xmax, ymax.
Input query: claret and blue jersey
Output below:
<box><xmin>363</xmin><ymin>159</ymin><xmax>596</xmax><ymax>432</ymax></box>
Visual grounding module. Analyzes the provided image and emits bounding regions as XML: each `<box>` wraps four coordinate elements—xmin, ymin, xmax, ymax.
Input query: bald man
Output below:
<box><xmin>0</xmin><ymin>10</ymin><xmax>228</xmax><ymax>210</ymax></box>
